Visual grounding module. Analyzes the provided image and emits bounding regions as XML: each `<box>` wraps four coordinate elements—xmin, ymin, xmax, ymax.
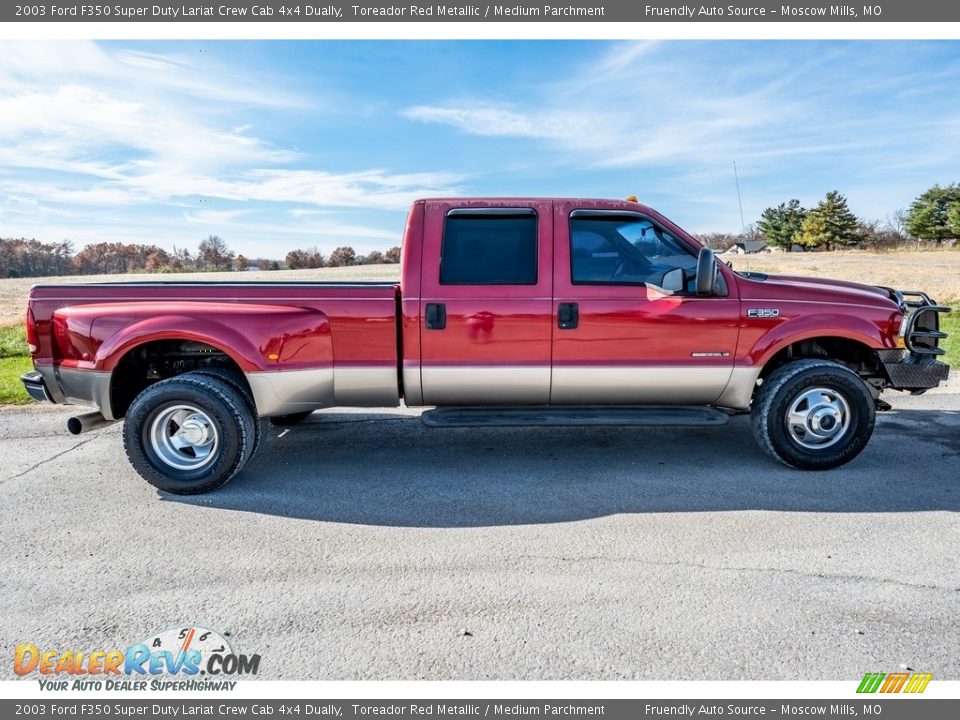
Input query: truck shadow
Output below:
<box><xmin>162</xmin><ymin>408</ymin><xmax>960</xmax><ymax>527</ymax></box>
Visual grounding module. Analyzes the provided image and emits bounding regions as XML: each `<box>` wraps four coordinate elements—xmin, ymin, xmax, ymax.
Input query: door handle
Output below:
<box><xmin>558</xmin><ymin>302</ymin><xmax>579</xmax><ymax>330</ymax></box>
<box><xmin>425</xmin><ymin>303</ymin><xmax>446</xmax><ymax>330</ymax></box>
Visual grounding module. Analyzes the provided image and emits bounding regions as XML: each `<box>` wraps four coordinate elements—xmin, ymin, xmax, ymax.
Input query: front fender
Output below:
<box><xmin>748</xmin><ymin>311</ymin><xmax>896</xmax><ymax>367</ymax></box>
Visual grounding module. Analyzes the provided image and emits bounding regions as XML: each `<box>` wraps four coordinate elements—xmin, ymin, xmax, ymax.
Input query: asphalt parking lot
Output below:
<box><xmin>1</xmin><ymin>382</ymin><xmax>958</xmax><ymax>681</ymax></box>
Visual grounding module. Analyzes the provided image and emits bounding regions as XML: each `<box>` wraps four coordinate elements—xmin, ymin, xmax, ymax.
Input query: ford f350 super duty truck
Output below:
<box><xmin>21</xmin><ymin>198</ymin><xmax>951</xmax><ymax>493</ymax></box>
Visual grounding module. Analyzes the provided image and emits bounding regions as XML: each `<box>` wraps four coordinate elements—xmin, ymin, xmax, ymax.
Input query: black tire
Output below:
<box><xmin>269</xmin><ymin>411</ymin><xmax>313</xmax><ymax>426</ymax></box>
<box><xmin>751</xmin><ymin>359</ymin><xmax>876</xmax><ymax>470</ymax></box>
<box><xmin>191</xmin><ymin>367</ymin><xmax>265</xmax><ymax>462</ymax></box>
<box><xmin>123</xmin><ymin>372</ymin><xmax>256</xmax><ymax>494</ymax></box>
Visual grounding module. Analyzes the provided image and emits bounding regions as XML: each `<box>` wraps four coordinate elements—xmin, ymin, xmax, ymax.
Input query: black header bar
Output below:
<box><xmin>5</xmin><ymin>1</ymin><xmax>960</xmax><ymax>23</ymax></box>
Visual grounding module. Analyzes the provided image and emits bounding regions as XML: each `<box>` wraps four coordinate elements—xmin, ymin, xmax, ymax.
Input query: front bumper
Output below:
<box><xmin>21</xmin><ymin>371</ymin><xmax>52</xmax><ymax>403</ymax></box>
<box><xmin>877</xmin><ymin>350</ymin><xmax>950</xmax><ymax>391</ymax></box>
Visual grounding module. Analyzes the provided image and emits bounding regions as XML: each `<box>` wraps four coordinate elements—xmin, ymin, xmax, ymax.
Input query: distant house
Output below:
<box><xmin>723</xmin><ymin>239</ymin><xmax>768</xmax><ymax>254</ymax></box>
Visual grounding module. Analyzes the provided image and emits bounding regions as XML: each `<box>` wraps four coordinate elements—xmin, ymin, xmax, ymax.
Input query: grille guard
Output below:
<box><xmin>875</xmin><ymin>287</ymin><xmax>951</xmax><ymax>392</ymax></box>
<box><xmin>897</xmin><ymin>290</ymin><xmax>951</xmax><ymax>357</ymax></box>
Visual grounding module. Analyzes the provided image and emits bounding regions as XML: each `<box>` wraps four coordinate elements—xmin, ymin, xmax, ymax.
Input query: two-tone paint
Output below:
<box><xmin>25</xmin><ymin>197</ymin><xmax>915</xmax><ymax>420</ymax></box>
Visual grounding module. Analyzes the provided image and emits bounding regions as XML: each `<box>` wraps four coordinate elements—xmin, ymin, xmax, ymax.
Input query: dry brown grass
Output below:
<box><xmin>1</xmin><ymin>250</ymin><xmax>957</xmax><ymax>327</ymax></box>
<box><xmin>728</xmin><ymin>249</ymin><xmax>960</xmax><ymax>304</ymax></box>
<box><xmin>0</xmin><ymin>264</ymin><xmax>401</xmax><ymax>327</ymax></box>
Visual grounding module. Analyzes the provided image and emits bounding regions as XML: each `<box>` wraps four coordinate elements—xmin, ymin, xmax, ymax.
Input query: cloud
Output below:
<box><xmin>402</xmin><ymin>104</ymin><xmax>593</xmax><ymax>141</ymax></box>
<box><xmin>0</xmin><ymin>41</ymin><xmax>462</xmax><ymax>252</ymax></box>
<box><xmin>401</xmin><ymin>41</ymin><xmax>960</xmax><ymax>176</ymax></box>
<box><xmin>172</xmin><ymin>169</ymin><xmax>463</xmax><ymax>210</ymax></box>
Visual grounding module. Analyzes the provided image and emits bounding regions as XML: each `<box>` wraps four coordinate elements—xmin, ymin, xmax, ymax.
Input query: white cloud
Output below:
<box><xmin>402</xmin><ymin>104</ymin><xmax>593</xmax><ymax>141</ymax></box>
<box><xmin>0</xmin><ymin>41</ymin><xmax>462</xmax><ymax>252</ymax></box>
<box><xmin>401</xmin><ymin>42</ymin><xmax>959</xmax><ymax>177</ymax></box>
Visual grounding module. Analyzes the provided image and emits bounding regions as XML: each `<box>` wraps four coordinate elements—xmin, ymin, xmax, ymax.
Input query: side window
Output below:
<box><xmin>440</xmin><ymin>211</ymin><xmax>538</xmax><ymax>285</ymax></box>
<box><xmin>571</xmin><ymin>215</ymin><xmax>698</xmax><ymax>289</ymax></box>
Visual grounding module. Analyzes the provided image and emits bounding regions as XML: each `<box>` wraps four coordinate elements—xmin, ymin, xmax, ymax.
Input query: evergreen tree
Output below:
<box><xmin>906</xmin><ymin>184</ymin><xmax>960</xmax><ymax>242</ymax></box>
<box><xmin>758</xmin><ymin>199</ymin><xmax>806</xmax><ymax>249</ymax></box>
<box><xmin>949</xmin><ymin>202</ymin><xmax>960</xmax><ymax>238</ymax></box>
<box><xmin>795</xmin><ymin>191</ymin><xmax>862</xmax><ymax>251</ymax></box>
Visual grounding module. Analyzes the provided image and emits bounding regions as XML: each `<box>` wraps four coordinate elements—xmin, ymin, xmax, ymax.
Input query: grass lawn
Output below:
<box><xmin>0</xmin><ymin>324</ymin><xmax>32</xmax><ymax>405</ymax></box>
<box><xmin>0</xmin><ymin>309</ymin><xmax>957</xmax><ymax>407</ymax></box>
<box><xmin>941</xmin><ymin>311</ymin><xmax>959</xmax><ymax>369</ymax></box>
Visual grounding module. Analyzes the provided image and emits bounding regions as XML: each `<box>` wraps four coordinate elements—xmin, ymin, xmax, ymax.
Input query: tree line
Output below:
<box><xmin>733</xmin><ymin>183</ymin><xmax>960</xmax><ymax>253</ymax></box>
<box><xmin>0</xmin><ymin>234</ymin><xmax>402</xmax><ymax>279</ymax></box>
<box><xmin>3</xmin><ymin>183</ymin><xmax>958</xmax><ymax>278</ymax></box>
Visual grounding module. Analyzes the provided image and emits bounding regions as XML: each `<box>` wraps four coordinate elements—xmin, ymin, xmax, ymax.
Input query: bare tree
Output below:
<box><xmin>328</xmin><ymin>246</ymin><xmax>357</xmax><ymax>267</ymax></box>
<box><xmin>197</xmin><ymin>235</ymin><xmax>235</xmax><ymax>271</ymax></box>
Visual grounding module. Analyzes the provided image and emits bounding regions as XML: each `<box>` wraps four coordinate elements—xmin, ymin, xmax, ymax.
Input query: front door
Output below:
<box><xmin>419</xmin><ymin>200</ymin><xmax>554</xmax><ymax>405</ymax></box>
<box><xmin>551</xmin><ymin>202</ymin><xmax>740</xmax><ymax>405</ymax></box>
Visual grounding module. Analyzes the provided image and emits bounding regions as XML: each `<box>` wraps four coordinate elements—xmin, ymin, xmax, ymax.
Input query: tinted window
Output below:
<box><xmin>441</xmin><ymin>213</ymin><xmax>538</xmax><ymax>285</ymax></box>
<box><xmin>570</xmin><ymin>215</ymin><xmax>697</xmax><ymax>289</ymax></box>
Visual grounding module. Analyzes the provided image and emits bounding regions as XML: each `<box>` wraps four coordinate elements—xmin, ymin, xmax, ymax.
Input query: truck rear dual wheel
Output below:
<box><xmin>191</xmin><ymin>366</ymin><xmax>265</xmax><ymax>460</ymax></box>
<box><xmin>751</xmin><ymin>360</ymin><xmax>876</xmax><ymax>470</ymax></box>
<box><xmin>123</xmin><ymin>372</ymin><xmax>257</xmax><ymax>494</ymax></box>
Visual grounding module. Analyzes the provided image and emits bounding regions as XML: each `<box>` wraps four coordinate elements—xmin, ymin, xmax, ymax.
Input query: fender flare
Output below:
<box><xmin>751</xmin><ymin>313</ymin><xmax>891</xmax><ymax>369</ymax></box>
<box><xmin>95</xmin><ymin>314</ymin><xmax>267</xmax><ymax>373</ymax></box>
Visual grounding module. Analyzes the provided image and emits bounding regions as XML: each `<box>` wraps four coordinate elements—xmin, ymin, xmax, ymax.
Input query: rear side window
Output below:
<box><xmin>440</xmin><ymin>211</ymin><xmax>538</xmax><ymax>285</ymax></box>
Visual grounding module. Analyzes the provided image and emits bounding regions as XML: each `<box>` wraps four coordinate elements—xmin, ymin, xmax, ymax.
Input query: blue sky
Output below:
<box><xmin>1</xmin><ymin>40</ymin><xmax>959</xmax><ymax>257</ymax></box>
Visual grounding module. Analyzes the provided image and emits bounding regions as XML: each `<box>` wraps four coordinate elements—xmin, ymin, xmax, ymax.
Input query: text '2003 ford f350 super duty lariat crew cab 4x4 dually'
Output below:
<box><xmin>21</xmin><ymin>197</ymin><xmax>951</xmax><ymax>494</ymax></box>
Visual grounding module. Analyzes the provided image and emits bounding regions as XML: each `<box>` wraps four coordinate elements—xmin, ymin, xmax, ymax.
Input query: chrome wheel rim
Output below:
<box><xmin>785</xmin><ymin>387</ymin><xmax>851</xmax><ymax>450</ymax></box>
<box><xmin>149</xmin><ymin>404</ymin><xmax>219</xmax><ymax>471</ymax></box>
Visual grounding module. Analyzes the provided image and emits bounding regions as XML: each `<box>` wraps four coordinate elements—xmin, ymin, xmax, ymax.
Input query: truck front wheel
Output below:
<box><xmin>123</xmin><ymin>372</ymin><xmax>257</xmax><ymax>494</ymax></box>
<box><xmin>751</xmin><ymin>360</ymin><xmax>876</xmax><ymax>470</ymax></box>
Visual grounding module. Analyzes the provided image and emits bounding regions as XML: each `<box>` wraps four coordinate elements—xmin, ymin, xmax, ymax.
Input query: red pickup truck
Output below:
<box><xmin>22</xmin><ymin>197</ymin><xmax>951</xmax><ymax>494</ymax></box>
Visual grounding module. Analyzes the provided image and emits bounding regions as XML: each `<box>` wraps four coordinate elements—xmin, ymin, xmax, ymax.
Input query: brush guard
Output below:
<box><xmin>879</xmin><ymin>289</ymin><xmax>951</xmax><ymax>393</ymax></box>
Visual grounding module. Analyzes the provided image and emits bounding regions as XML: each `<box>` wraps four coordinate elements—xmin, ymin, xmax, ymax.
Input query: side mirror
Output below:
<box><xmin>696</xmin><ymin>247</ymin><xmax>717</xmax><ymax>296</ymax></box>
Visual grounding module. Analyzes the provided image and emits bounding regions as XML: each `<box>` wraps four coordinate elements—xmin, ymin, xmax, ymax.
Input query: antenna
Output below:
<box><xmin>733</xmin><ymin>161</ymin><xmax>746</xmax><ymax>234</ymax></box>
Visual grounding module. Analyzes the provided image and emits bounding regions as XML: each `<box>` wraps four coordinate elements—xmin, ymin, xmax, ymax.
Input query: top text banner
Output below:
<box><xmin>6</xmin><ymin>1</ymin><xmax>960</xmax><ymax>23</ymax></box>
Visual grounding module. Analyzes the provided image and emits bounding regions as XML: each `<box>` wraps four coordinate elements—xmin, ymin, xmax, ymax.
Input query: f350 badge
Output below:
<box><xmin>746</xmin><ymin>308</ymin><xmax>780</xmax><ymax>318</ymax></box>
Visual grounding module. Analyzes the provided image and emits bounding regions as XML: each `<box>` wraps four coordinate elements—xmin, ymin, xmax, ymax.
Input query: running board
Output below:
<box><xmin>421</xmin><ymin>406</ymin><xmax>730</xmax><ymax>428</ymax></box>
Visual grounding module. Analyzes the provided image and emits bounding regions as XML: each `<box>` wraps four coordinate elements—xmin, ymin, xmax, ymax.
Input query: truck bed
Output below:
<box><xmin>28</xmin><ymin>280</ymin><xmax>403</xmax><ymax>417</ymax></box>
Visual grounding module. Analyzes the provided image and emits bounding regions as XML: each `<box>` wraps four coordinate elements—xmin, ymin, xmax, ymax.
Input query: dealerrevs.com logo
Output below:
<box><xmin>14</xmin><ymin>626</ymin><xmax>260</xmax><ymax>691</ymax></box>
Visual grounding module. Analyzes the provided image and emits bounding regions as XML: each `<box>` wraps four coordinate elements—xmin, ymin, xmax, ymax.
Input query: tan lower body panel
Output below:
<box><xmin>247</xmin><ymin>363</ymin><xmax>760</xmax><ymax>415</ymax></box>
<box><xmin>551</xmin><ymin>365</ymin><xmax>736</xmax><ymax>406</ymax></box>
<box><xmin>247</xmin><ymin>365</ymin><xmax>399</xmax><ymax>416</ymax></box>
<box><xmin>333</xmin><ymin>366</ymin><xmax>400</xmax><ymax>406</ymax></box>
<box><xmin>246</xmin><ymin>368</ymin><xmax>335</xmax><ymax>417</ymax></box>
<box><xmin>714</xmin><ymin>366</ymin><xmax>763</xmax><ymax>411</ymax></box>
<box><xmin>402</xmin><ymin>365</ymin><xmax>423</xmax><ymax>406</ymax></box>
<box><xmin>421</xmin><ymin>366</ymin><xmax>551</xmax><ymax>405</ymax></box>
<box><xmin>57</xmin><ymin>367</ymin><xmax>113</xmax><ymax>418</ymax></box>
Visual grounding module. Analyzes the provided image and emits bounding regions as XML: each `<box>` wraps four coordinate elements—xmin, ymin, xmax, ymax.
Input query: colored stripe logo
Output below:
<box><xmin>857</xmin><ymin>672</ymin><xmax>932</xmax><ymax>693</ymax></box>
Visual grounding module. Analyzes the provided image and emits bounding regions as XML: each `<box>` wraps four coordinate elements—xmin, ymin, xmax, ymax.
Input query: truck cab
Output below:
<box><xmin>405</xmin><ymin>198</ymin><xmax>742</xmax><ymax>407</ymax></box>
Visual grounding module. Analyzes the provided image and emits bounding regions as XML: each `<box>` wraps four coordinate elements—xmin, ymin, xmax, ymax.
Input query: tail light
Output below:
<box><xmin>26</xmin><ymin>307</ymin><xmax>39</xmax><ymax>355</ymax></box>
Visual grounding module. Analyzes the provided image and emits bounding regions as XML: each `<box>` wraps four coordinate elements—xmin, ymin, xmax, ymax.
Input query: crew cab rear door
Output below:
<box><xmin>551</xmin><ymin>202</ymin><xmax>739</xmax><ymax>405</ymax></box>
<box><xmin>419</xmin><ymin>200</ymin><xmax>554</xmax><ymax>405</ymax></box>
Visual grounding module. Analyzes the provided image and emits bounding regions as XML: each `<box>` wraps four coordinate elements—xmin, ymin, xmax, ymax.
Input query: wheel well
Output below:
<box><xmin>110</xmin><ymin>339</ymin><xmax>249</xmax><ymax>419</ymax></box>
<box><xmin>759</xmin><ymin>337</ymin><xmax>884</xmax><ymax>383</ymax></box>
